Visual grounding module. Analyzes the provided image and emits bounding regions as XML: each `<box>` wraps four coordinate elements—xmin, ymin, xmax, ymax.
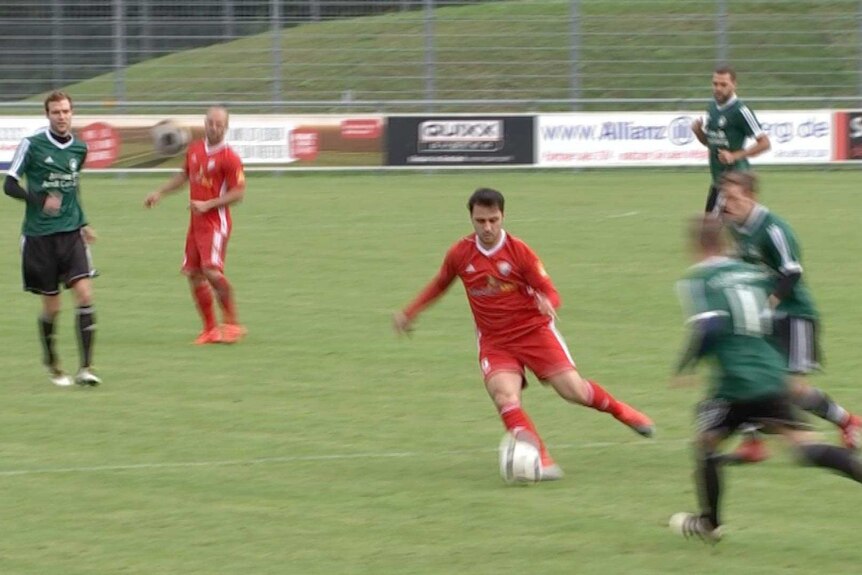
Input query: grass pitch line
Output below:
<box><xmin>0</xmin><ymin>438</ymin><xmax>687</xmax><ymax>477</ymax></box>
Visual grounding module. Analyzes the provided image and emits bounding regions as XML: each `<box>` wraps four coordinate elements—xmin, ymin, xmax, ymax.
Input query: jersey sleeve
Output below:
<box><xmin>402</xmin><ymin>244</ymin><xmax>461</xmax><ymax>320</ymax></box>
<box><xmin>676</xmin><ymin>277</ymin><xmax>725</xmax><ymax>324</ymax></box>
<box><xmin>182</xmin><ymin>147</ymin><xmax>191</xmax><ymax>175</ymax></box>
<box><xmin>739</xmin><ymin>104</ymin><xmax>766</xmax><ymax>138</ymax></box>
<box><xmin>224</xmin><ymin>151</ymin><xmax>246</xmax><ymax>191</ymax></box>
<box><xmin>7</xmin><ymin>138</ymin><xmax>31</xmax><ymax>180</ymax></box>
<box><xmin>517</xmin><ymin>242</ymin><xmax>560</xmax><ymax>308</ymax></box>
<box><xmin>763</xmin><ymin>222</ymin><xmax>803</xmax><ymax>275</ymax></box>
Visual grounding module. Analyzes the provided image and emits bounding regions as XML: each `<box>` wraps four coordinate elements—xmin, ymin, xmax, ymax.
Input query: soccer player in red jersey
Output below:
<box><xmin>144</xmin><ymin>106</ymin><xmax>247</xmax><ymax>344</ymax></box>
<box><xmin>393</xmin><ymin>188</ymin><xmax>655</xmax><ymax>480</ymax></box>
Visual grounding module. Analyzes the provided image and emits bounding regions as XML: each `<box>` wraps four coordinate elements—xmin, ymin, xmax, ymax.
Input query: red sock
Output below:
<box><xmin>499</xmin><ymin>403</ymin><xmax>553</xmax><ymax>466</ymax></box>
<box><xmin>585</xmin><ymin>380</ymin><xmax>623</xmax><ymax>418</ymax></box>
<box><xmin>210</xmin><ymin>275</ymin><xmax>237</xmax><ymax>325</ymax></box>
<box><xmin>192</xmin><ymin>283</ymin><xmax>217</xmax><ymax>331</ymax></box>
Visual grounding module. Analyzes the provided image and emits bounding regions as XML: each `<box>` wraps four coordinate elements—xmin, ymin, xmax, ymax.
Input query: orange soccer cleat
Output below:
<box><xmin>616</xmin><ymin>404</ymin><xmax>656</xmax><ymax>438</ymax></box>
<box><xmin>731</xmin><ymin>435</ymin><xmax>769</xmax><ymax>464</ymax></box>
<box><xmin>220</xmin><ymin>323</ymin><xmax>248</xmax><ymax>344</ymax></box>
<box><xmin>194</xmin><ymin>327</ymin><xmax>223</xmax><ymax>345</ymax></box>
<box><xmin>841</xmin><ymin>414</ymin><xmax>862</xmax><ymax>450</ymax></box>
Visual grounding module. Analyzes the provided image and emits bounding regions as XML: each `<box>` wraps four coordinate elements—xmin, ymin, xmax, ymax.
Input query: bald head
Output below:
<box><xmin>205</xmin><ymin>106</ymin><xmax>229</xmax><ymax>146</ymax></box>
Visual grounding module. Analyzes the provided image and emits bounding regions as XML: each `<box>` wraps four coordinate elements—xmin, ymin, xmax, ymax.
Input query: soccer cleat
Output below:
<box><xmin>841</xmin><ymin>414</ymin><xmax>862</xmax><ymax>450</ymax></box>
<box><xmin>616</xmin><ymin>404</ymin><xmax>655</xmax><ymax>438</ymax></box>
<box><xmin>48</xmin><ymin>367</ymin><xmax>74</xmax><ymax>387</ymax></box>
<box><xmin>729</xmin><ymin>435</ymin><xmax>769</xmax><ymax>464</ymax></box>
<box><xmin>669</xmin><ymin>512</ymin><xmax>722</xmax><ymax>544</ymax></box>
<box><xmin>540</xmin><ymin>463</ymin><xmax>565</xmax><ymax>481</ymax></box>
<box><xmin>75</xmin><ymin>368</ymin><xmax>101</xmax><ymax>387</ymax></box>
<box><xmin>220</xmin><ymin>323</ymin><xmax>247</xmax><ymax>344</ymax></box>
<box><xmin>194</xmin><ymin>327</ymin><xmax>223</xmax><ymax>345</ymax></box>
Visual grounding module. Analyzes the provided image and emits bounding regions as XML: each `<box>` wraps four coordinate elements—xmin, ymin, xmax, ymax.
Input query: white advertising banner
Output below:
<box><xmin>537</xmin><ymin>111</ymin><xmax>832</xmax><ymax>167</ymax></box>
<box><xmin>0</xmin><ymin>114</ymin><xmax>385</xmax><ymax>170</ymax></box>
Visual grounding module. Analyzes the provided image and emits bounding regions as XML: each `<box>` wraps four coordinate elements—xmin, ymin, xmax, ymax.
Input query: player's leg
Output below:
<box><xmin>202</xmin><ymin>266</ymin><xmax>244</xmax><ymax>343</ymax></box>
<box><xmin>778</xmin><ymin>316</ymin><xmax>859</xmax><ymax>447</ymax></box>
<box><xmin>62</xmin><ymin>230</ymin><xmax>100</xmax><ymax>385</ymax></box>
<box><xmin>524</xmin><ymin>325</ymin><xmax>654</xmax><ymax>436</ymax></box>
<box><xmin>766</xmin><ymin>394</ymin><xmax>862</xmax><ymax>482</ymax></box>
<box><xmin>199</xmin><ymin>228</ymin><xmax>244</xmax><ymax>342</ymax></box>
<box><xmin>183</xmin><ymin>231</ymin><xmax>219</xmax><ymax>343</ymax></box>
<box><xmin>484</xmin><ymin>370</ymin><xmax>560</xmax><ymax>480</ymax></box>
<box><xmin>704</xmin><ymin>183</ymin><xmax>722</xmax><ymax>214</ymax></box>
<box><xmin>670</xmin><ymin>397</ymin><xmax>737</xmax><ymax>543</ymax></box>
<box><xmin>22</xmin><ymin>234</ymin><xmax>71</xmax><ymax>386</ymax></box>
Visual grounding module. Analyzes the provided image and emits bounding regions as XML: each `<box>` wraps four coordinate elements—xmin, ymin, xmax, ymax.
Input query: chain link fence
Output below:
<box><xmin>1</xmin><ymin>0</ymin><xmax>861</xmax><ymax>112</ymax></box>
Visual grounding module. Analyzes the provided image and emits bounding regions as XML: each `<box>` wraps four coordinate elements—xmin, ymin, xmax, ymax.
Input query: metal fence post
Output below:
<box><xmin>113</xmin><ymin>0</ymin><xmax>126</xmax><ymax>105</ymax></box>
<box><xmin>51</xmin><ymin>0</ymin><xmax>63</xmax><ymax>87</ymax></box>
<box><xmin>423</xmin><ymin>0</ymin><xmax>435</xmax><ymax>112</ymax></box>
<box><xmin>141</xmin><ymin>0</ymin><xmax>151</xmax><ymax>61</ymax></box>
<box><xmin>272</xmin><ymin>0</ymin><xmax>282</xmax><ymax>106</ymax></box>
<box><xmin>310</xmin><ymin>0</ymin><xmax>321</xmax><ymax>22</ymax></box>
<box><xmin>570</xmin><ymin>0</ymin><xmax>581</xmax><ymax>110</ymax></box>
<box><xmin>716</xmin><ymin>0</ymin><xmax>728</xmax><ymax>65</ymax></box>
<box><xmin>223</xmin><ymin>0</ymin><xmax>235</xmax><ymax>39</ymax></box>
<box><xmin>858</xmin><ymin>0</ymin><xmax>862</xmax><ymax>103</ymax></box>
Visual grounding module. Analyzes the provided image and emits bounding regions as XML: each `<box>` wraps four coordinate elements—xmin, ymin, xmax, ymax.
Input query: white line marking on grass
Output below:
<box><xmin>604</xmin><ymin>211</ymin><xmax>639</xmax><ymax>219</ymax></box>
<box><xmin>0</xmin><ymin>438</ymin><xmax>688</xmax><ymax>477</ymax></box>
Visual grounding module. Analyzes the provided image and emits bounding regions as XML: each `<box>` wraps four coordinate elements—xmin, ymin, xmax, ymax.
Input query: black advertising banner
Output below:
<box><xmin>386</xmin><ymin>116</ymin><xmax>535</xmax><ymax>166</ymax></box>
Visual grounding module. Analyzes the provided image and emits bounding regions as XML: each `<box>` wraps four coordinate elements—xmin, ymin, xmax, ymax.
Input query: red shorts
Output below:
<box><xmin>478</xmin><ymin>323</ymin><xmax>576</xmax><ymax>382</ymax></box>
<box><xmin>182</xmin><ymin>226</ymin><xmax>230</xmax><ymax>273</ymax></box>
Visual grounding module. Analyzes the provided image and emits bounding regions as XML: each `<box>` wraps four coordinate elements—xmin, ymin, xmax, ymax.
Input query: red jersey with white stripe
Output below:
<box><xmin>184</xmin><ymin>139</ymin><xmax>245</xmax><ymax>232</ymax></box>
<box><xmin>404</xmin><ymin>231</ymin><xmax>561</xmax><ymax>342</ymax></box>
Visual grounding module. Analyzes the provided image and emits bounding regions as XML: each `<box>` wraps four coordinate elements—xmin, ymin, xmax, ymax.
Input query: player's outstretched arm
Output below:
<box><xmin>144</xmin><ymin>172</ymin><xmax>188</xmax><ymax>208</ymax></box>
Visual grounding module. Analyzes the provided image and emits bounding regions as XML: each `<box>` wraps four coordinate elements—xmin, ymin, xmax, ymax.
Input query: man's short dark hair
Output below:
<box><xmin>467</xmin><ymin>188</ymin><xmax>505</xmax><ymax>214</ymax></box>
<box><xmin>714</xmin><ymin>65</ymin><xmax>737</xmax><ymax>81</ymax></box>
<box><xmin>44</xmin><ymin>90</ymin><xmax>72</xmax><ymax>113</ymax></box>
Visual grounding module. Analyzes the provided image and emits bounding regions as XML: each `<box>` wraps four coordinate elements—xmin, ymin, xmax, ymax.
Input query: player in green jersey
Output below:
<box><xmin>691</xmin><ymin>66</ymin><xmax>771</xmax><ymax>214</ymax></box>
<box><xmin>670</xmin><ymin>216</ymin><xmax>862</xmax><ymax>543</ymax></box>
<box><xmin>721</xmin><ymin>171</ymin><xmax>860</xmax><ymax>461</ymax></box>
<box><xmin>3</xmin><ymin>91</ymin><xmax>100</xmax><ymax>387</ymax></box>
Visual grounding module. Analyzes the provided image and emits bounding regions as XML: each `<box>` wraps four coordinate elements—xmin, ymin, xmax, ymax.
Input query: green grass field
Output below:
<box><xmin>1</xmin><ymin>169</ymin><xmax>861</xmax><ymax>574</ymax></box>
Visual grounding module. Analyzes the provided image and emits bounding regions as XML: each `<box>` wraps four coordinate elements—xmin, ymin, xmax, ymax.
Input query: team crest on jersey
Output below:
<box><xmin>718</xmin><ymin>116</ymin><xmax>727</xmax><ymax>128</ymax></box>
<box><xmin>497</xmin><ymin>261</ymin><xmax>512</xmax><ymax>276</ymax></box>
<box><xmin>69</xmin><ymin>158</ymin><xmax>78</xmax><ymax>171</ymax></box>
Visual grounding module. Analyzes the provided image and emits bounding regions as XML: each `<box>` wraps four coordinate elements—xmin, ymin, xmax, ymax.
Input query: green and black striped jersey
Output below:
<box><xmin>677</xmin><ymin>257</ymin><xmax>787</xmax><ymax>401</ymax></box>
<box><xmin>703</xmin><ymin>96</ymin><xmax>765</xmax><ymax>183</ymax></box>
<box><xmin>729</xmin><ymin>204</ymin><xmax>817</xmax><ymax>319</ymax></box>
<box><xmin>7</xmin><ymin>128</ymin><xmax>88</xmax><ymax>237</ymax></box>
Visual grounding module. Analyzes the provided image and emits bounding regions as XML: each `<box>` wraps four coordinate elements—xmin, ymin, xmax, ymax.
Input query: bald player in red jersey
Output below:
<box><xmin>394</xmin><ymin>188</ymin><xmax>654</xmax><ymax>481</ymax></box>
<box><xmin>144</xmin><ymin>106</ymin><xmax>247</xmax><ymax>344</ymax></box>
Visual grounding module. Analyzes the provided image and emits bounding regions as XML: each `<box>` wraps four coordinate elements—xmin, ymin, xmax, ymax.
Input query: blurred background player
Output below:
<box><xmin>721</xmin><ymin>171</ymin><xmax>860</xmax><ymax>462</ymax></box>
<box><xmin>691</xmin><ymin>66</ymin><xmax>770</xmax><ymax>214</ymax></box>
<box><xmin>4</xmin><ymin>91</ymin><xmax>100</xmax><ymax>387</ymax></box>
<box><xmin>144</xmin><ymin>106</ymin><xmax>247</xmax><ymax>344</ymax></box>
<box><xmin>671</xmin><ymin>216</ymin><xmax>862</xmax><ymax>543</ymax></box>
<box><xmin>393</xmin><ymin>187</ymin><xmax>655</xmax><ymax>481</ymax></box>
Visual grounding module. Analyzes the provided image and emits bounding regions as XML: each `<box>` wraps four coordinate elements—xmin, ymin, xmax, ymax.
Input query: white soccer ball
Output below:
<box><xmin>498</xmin><ymin>431</ymin><xmax>542</xmax><ymax>484</ymax></box>
<box><xmin>151</xmin><ymin>119</ymin><xmax>190</xmax><ymax>156</ymax></box>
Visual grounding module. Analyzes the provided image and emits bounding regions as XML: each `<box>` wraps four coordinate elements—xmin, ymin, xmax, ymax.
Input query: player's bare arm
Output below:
<box><xmin>145</xmin><ymin>171</ymin><xmax>189</xmax><ymax>207</ymax></box>
<box><xmin>718</xmin><ymin>133</ymin><xmax>771</xmax><ymax>164</ymax></box>
<box><xmin>691</xmin><ymin>118</ymin><xmax>708</xmax><ymax>146</ymax></box>
<box><xmin>190</xmin><ymin>183</ymin><xmax>245</xmax><ymax>214</ymax></box>
<box><xmin>81</xmin><ymin>225</ymin><xmax>97</xmax><ymax>243</ymax></box>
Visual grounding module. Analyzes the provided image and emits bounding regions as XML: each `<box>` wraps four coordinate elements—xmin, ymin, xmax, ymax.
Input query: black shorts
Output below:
<box><xmin>705</xmin><ymin>183</ymin><xmax>723</xmax><ymax>214</ymax></box>
<box><xmin>772</xmin><ymin>316</ymin><xmax>821</xmax><ymax>374</ymax></box>
<box><xmin>21</xmin><ymin>230</ymin><xmax>94</xmax><ymax>295</ymax></box>
<box><xmin>695</xmin><ymin>393</ymin><xmax>810</xmax><ymax>437</ymax></box>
